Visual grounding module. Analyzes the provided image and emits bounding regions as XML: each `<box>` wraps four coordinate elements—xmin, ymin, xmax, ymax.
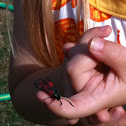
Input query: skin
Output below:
<box><xmin>11</xmin><ymin>1</ymin><xmax>126</xmax><ymax>125</ymax></box>
<box><xmin>37</xmin><ymin>26</ymin><xmax>126</xmax><ymax>125</ymax></box>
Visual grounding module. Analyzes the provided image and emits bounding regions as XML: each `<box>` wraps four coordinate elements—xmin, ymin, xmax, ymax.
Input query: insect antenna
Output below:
<box><xmin>61</xmin><ymin>97</ymin><xmax>75</xmax><ymax>107</ymax></box>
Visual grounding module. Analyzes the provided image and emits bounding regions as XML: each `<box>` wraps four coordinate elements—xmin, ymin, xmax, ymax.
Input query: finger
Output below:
<box><xmin>87</xmin><ymin>108</ymin><xmax>124</xmax><ymax>125</ymax></box>
<box><xmin>79</xmin><ymin>25</ymin><xmax>112</xmax><ymax>44</ymax></box>
<box><xmin>118</xmin><ymin>112</ymin><xmax>126</xmax><ymax>126</ymax></box>
<box><xmin>36</xmin><ymin>90</ymin><xmax>107</xmax><ymax>120</ymax></box>
<box><xmin>89</xmin><ymin>37</ymin><xmax>126</xmax><ymax>83</ymax></box>
<box><xmin>36</xmin><ymin>91</ymin><xmax>77</xmax><ymax>119</ymax></box>
<box><xmin>94</xmin><ymin>109</ymin><xmax>110</xmax><ymax>123</ymax></box>
<box><xmin>67</xmin><ymin>118</ymin><xmax>79</xmax><ymax>125</ymax></box>
<box><xmin>63</xmin><ymin>26</ymin><xmax>112</xmax><ymax>58</ymax></box>
<box><xmin>86</xmin><ymin>109</ymin><xmax>110</xmax><ymax>125</ymax></box>
<box><xmin>37</xmin><ymin>91</ymin><xmax>55</xmax><ymax>104</ymax></box>
<box><xmin>109</xmin><ymin>106</ymin><xmax>125</xmax><ymax>121</ymax></box>
<box><xmin>66</xmin><ymin>44</ymin><xmax>98</xmax><ymax>92</ymax></box>
<box><xmin>63</xmin><ymin>43</ymin><xmax>76</xmax><ymax>57</ymax></box>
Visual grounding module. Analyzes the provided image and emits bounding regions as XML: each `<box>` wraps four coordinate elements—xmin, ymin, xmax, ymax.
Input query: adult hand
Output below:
<box><xmin>37</xmin><ymin>26</ymin><xmax>126</xmax><ymax>125</ymax></box>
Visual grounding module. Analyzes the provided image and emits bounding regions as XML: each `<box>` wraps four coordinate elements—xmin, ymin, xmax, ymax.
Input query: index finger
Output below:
<box><xmin>37</xmin><ymin>90</ymin><xmax>104</xmax><ymax>120</ymax></box>
<box><xmin>79</xmin><ymin>25</ymin><xmax>112</xmax><ymax>44</ymax></box>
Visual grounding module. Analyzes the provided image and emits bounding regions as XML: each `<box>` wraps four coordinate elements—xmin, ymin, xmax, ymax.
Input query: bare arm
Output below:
<box><xmin>9</xmin><ymin>60</ymin><xmax>71</xmax><ymax>124</ymax></box>
<box><xmin>11</xmin><ymin>1</ymin><xmax>126</xmax><ymax>125</ymax></box>
<box><xmin>9</xmin><ymin>0</ymin><xmax>73</xmax><ymax>124</ymax></box>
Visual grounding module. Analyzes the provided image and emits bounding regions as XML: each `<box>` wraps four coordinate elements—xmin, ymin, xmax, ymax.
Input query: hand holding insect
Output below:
<box><xmin>34</xmin><ymin>79</ymin><xmax>74</xmax><ymax>107</ymax></box>
<box><xmin>36</xmin><ymin>26</ymin><xmax>126</xmax><ymax>125</ymax></box>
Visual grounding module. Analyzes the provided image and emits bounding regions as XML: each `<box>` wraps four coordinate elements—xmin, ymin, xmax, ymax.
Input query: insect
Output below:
<box><xmin>34</xmin><ymin>79</ymin><xmax>74</xmax><ymax>107</ymax></box>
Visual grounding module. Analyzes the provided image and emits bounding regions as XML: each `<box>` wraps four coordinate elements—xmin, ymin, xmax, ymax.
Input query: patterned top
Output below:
<box><xmin>53</xmin><ymin>0</ymin><xmax>126</xmax><ymax>61</ymax></box>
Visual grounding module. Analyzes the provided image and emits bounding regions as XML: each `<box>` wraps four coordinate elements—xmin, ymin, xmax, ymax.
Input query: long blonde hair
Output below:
<box><xmin>22</xmin><ymin>0</ymin><xmax>90</xmax><ymax>67</ymax></box>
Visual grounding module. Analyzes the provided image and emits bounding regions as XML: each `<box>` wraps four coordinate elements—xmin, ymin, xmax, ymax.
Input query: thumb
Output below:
<box><xmin>89</xmin><ymin>37</ymin><xmax>126</xmax><ymax>81</ymax></box>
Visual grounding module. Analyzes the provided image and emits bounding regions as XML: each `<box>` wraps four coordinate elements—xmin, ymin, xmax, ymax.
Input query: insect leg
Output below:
<box><xmin>61</xmin><ymin>97</ymin><xmax>75</xmax><ymax>107</ymax></box>
<box><xmin>43</xmin><ymin>96</ymin><xmax>55</xmax><ymax>105</ymax></box>
<box><xmin>60</xmin><ymin>100</ymin><xmax>62</xmax><ymax>106</ymax></box>
<box><xmin>43</xmin><ymin>96</ymin><xmax>52</xmax><ymax>101</ymax></box>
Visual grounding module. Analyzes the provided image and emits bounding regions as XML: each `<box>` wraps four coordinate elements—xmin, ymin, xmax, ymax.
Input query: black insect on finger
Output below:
<box><xmin>34</xmin><ymin>79</ymin><xmax>54</xmax><ymax>96</ymax></box>
<box><xmin>34</xmin><ymin>79</ymin><xmax>75</xmax><ymax>107</ymax></box>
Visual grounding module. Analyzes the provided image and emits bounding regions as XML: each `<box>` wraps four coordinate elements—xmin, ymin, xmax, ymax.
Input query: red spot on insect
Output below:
<box><xmin>117</xmin><ymin>30</ymin><xmax>121</xmax><ymax>44</ymax></box>
<box><xmin>48</xmin><ymin>81</ymin><xmax>53</xmax><ymax>87</ymax></box>
<box><xmin>44</xmin><ymin>85</ymin><xmax>48</xmax><ymax>89</ymax></box>
<box><xmin>49</xmin><ymin>90</ymin><xmax>53</xmax><ymax>96</ymax></box>
<box><xmin>34</xmin><ymin>79</ymin><xmax>74</xmax><ymax>107</ymax></box>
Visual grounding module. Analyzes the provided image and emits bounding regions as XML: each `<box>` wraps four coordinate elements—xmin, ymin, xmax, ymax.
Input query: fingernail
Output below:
<box><xmin>101</xmin><ymin>25</ymin><xmax>109</xmax><ymax>31</ymax></box>
<box><xmin>90</xmin><ymin>38</ymin><xmax>104</xmax><ymax>52</ymax></box>
<box><xmin>111</xmin><ymin>110</ymin><xmax>121</xmax><ymax>121</ymax></box>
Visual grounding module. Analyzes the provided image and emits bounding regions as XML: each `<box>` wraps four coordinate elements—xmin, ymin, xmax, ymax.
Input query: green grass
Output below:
<box><xmin>0</xmin><ymin>1</ymin><xmax>43</xmax><ymax>126</ymax></box>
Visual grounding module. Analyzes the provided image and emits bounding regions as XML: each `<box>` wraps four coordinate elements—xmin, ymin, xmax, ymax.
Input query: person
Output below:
<box><xmin>9</xmin><ymin>0</ymin><xmax>126</xmax><ymax>125</ymax></box>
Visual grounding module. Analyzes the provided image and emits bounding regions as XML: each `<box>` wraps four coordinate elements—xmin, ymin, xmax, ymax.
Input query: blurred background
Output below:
<box><xmin>0</xmin><ymin>0</ymin><xmax>42</xmax><ymax>125</ymax></box>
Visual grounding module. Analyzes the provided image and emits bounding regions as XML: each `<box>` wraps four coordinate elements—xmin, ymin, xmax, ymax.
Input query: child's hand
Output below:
<box><xmin>84</xmin><ymin>106</ymin><xmax>126</xmax><ymax>126</ymax></box>
<box><xmin>37</xmin><ymin>26</ymin><xmax>126</xmax><ymax>125</ymax></box>
<box><xmin>63</xmin><ymin>25</ymin><xmax>126</xmax><ymax>125</ymax></box>
<box><xmin>63</xmin><ymin>25</ymin><xmax>112</xmax><ymax>92</ymax></box>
